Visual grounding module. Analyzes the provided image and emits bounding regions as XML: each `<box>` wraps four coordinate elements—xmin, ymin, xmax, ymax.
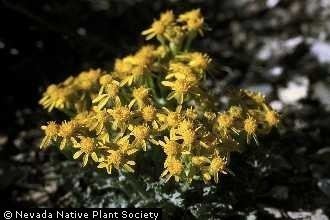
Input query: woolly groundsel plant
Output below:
<box><xmin>39</xmin><ymin>9</ymin><xmax>279</xmax><ymax>184</ymax></box>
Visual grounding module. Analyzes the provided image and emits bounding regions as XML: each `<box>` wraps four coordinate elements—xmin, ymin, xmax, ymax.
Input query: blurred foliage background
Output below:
<box><xmin>0</xmin><ymin>0</ymin><xmax>330</xmax><ymax>219</ymax></box>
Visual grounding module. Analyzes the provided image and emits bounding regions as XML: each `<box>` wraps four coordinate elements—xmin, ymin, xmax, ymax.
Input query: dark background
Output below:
<box><xmin>0</xmin><ymin>0</ymin><xmax>330</xmax><ymax>219</ymax></box>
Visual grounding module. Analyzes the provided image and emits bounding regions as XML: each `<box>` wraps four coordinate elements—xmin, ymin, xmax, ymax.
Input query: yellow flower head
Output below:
<box><xmin>135</xmin><ymin>45</ymin><xmax>156</xmax><ymax>67</ymax></box>
<box><xmin>177</xmin><ymin>119</ymin><xmax>195</xmax><ymax>134</ymax></box>
<box><xmin>209</xmin><ymin>156</ymin><xmax>226</xmax><ymax>175</ymax></box>
<box><xmin>164</xmin><ymin>25</ymin><xmax>184</xmax><ymax>44</ymax></box>
<box><xmin>104</xmin><ymin>81</ymin><xmax>120</xmax><ymax>97</ymax></box>
<box><xmin>162</xmin><ymin>79</ymin><xmax>196</xmax><ymax>104</ymax></box>
<box><xmin>264</xmin><ymin>108</ymin><xmax>280</xmax><ymax>127</ymax></box>
<box><xmin>110</xmin><ymin>106</ymin><xmax>131</xmax><ymax>123</ymax></box>
<box><xmin>157</xmin><ymin>106</ymin><xmax>183</xmax><ymax>129</ymax></box>
<box><xmin>132</xmin><ymin>125</ymin><xmax>150</xmax><ymax>141</ymax></box>
<box><xmin>142</xmin><ymin>20</ymin><xmax>166</xmax><ymax>40</ymax></box>
<box><xmin>141</xmin><ymin>105</ymin><xmax>157</xmax><ymax>122</ymax></box>
<box><xmin>113</xmin><ymin>56</ymin><xmax>134</xmax><ymax>79</ymax></box>
<box><xmin>178</xmin><ymin>9</ymin><xmax>204</xmax><ymax>34</ymax></box>
<box><xmin>188</xmin><ymin>53</ymin><xmax>211</xmax><ymax>71</ymax></box>
<box><xmin>228</xmin><ymin>106</ymin><xmax>243</xmax><ymax>119</ymax></box>
<box><xmin>177</xmin><ymin>52</ymin><xmax>211</xmax><ymax>74</ymax></box>
<box><xmin>40</xmin><ymin>121</ymin><xmax>59</xmax><ymax>149</ymax></box>
<box><xmin>99</xmin><ymin>74</ymin><xmax>113</xmax><ymax>86</ymax></box>
<box><xmin>162</xmin><ymin>157</ymin><xmax>183</xmax><ymax>182</ymax></box>
<box><xmin>42</xmin><ymin>121</ymin><xmax>59</xmax><ymax>137</ymax></box>
<box><xmin>217</xmin><ymin>113</ymin><xmax>234</xmax><ymax>130</ymax></box>
<box><xmin>160</xmin><ymin>10</ymin><xmax>175</xmax><ymax>26</ymax></box>
<box><xmin>58</xmin><ymin>120</ymin><xmax>80</xmax><ymax>150</ymax></box>
<box><xmin>167</xmin><ymin>62</ymin><xmax>197</xmax><ymax>82</ymax></box>
<box><xmin>130</xmin><ymin>124</ymin><xmax>151</xmax><ymax>151</ymax></box>
<box><xmin>72</xmin><ymin>136</ymin><xmax>99</xmax><ymax>166</ymax></box>
<box><xmin>131</xmin><ymin>86</ymin><xmax>150</xmax><ymax>108</ymax></box>
<box><xmin>244</xmin><ymin>116</ymin><xmax>257</xmax><ymax>136</ymax></box>
<box><xmin>159</xmin><ymin>137</ymin><xmax>180</xmax><ymax>157</ymax></box>
<box><xmin>167</xmin><ymin>158</ymin><xmax>183</xmax><ymax>175</ymax></box>
<box><xmin>59</xmin><ymin>120</ymin><xmax>78</xmax><ymax>138</ymax></box>
<box><xmin>75</xmin><ymin>69</ymin><xmax>102</xmax><ymax>91</ymax></box>
<box><xmin>39</xmin><ymin>84</ymin><xmax>74</xmax><ymax>111</ymax></box>
<box><xmin>98</xmin><ymin>148</ymin><xmax>136</xmax><ymax>174</ymax></box>
<box><xmin>180</xmin><ymin>129</ymin><xmax>196</xmax><ymax>147</ymax></box>
<box><xmin>108</xmin><ymin>98</ymin><xmax>132</xmax><ymax>131</ymax></box>
<box><xmin>185</xmin><ymin>107</ymin><xmax>198</xmax><ymax>120</ymax></box>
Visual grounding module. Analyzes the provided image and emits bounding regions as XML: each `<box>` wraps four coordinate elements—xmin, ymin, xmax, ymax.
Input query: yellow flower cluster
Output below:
<box><xmin>39</xmin><ymin>9</ymin><xmax>279</xmax><ymax>184</ymax></box>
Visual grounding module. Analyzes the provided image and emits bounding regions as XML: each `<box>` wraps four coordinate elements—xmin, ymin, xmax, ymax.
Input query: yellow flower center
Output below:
<box><xmin>265</xmin><ymin>110</ymin><xmax>279</xmax><ymax>127</ymax></box>
<box><xmin>112</xmin><ymin>106</ymin><xmax>131</xmax><ymax>122</ymax></box>
<box><xmin>163</xmin><ymin>140</ymin><xmax>179</xmax><ymax>156</ymax></box>
<box><xmin>108</xmin><ymin>151</ymin><xmax>122</xmax><ymax>167</ymax></box>
<box><xmin>177</xmin><ymin>120</ymin><xmax>194</xmax><ymax>134</ymax></box>
<box><xmin>209</xmin><ymin>157</ymin><xmax>225</xmax><ymax>174</ymax></box>
<box><xmin>160</xmin><ymin>10</ymin><xmax>174</xmax><ymax>25</ymax></box>
<box><xmin>167</xmin><ymin>112</ymin><xmax>181</xmax><ymax>127</ymax></box>
<box><xmin>173</xmin><ymin>79</ymin><xmax>192</xmax><ymax>92</ymax></box>
<box><xmin>133</xmin><ymin>86</ymin><xmax>149</xmax><ymax>102</ymax></box>
<box><xmin>181</xmin><ymin>129</ymin><xmax>196</xmax><ymax>145</ymax></box>
<box><xmin>244</xmin><ymin>117</ymin><xmax>257</xmax><ymax>135</ymax></box>
<box><xmin>217</xmin><ymin>113</ymin><xmax>233</xmax><ymax>129</ymax></box>
<box><xmin>105</xmin><ymin>83</ymin><xmax>119</xmax><ymax>97</ymax></box>
<box><xmin>151</xmin><ymin>20</ymin><xmax>166</xmax><ymax>35</ymax></box>
<box><xmin>189</xmin><ymin>53</ymin><xmax>211</xmax><ymax>71</ymax></box>
<box><xmin>229</xmin><ymin>106</ymin><xmax>242</xmax><ymax>118</ymax></box>
<box><xmin>141</xmin><ymin>105</ymin><xmax>156</xmax><ymax>122</ymax></box>
<box><xmin>44</xmin><ymin>121</ymin><xmax>58</xmax><ymax>136</ymax></box>
<box><xmin>59</xmin><ymin>121</ymin><xmax>77</xmax><ymax>138</ymax></box>
<box><xmin>80</xmin><ymin>137</ymin><xmax>95</xmax><ymax>154</ymax></box>
<box><xmin>167</xmin><ymin>158</ymin><xmax>183</xmax><ymax>176</ymax></box>
<box><xmin>132</xmin><ymin>125</ymin><xmax>150</xmax><ymax>141</ymax></box>
<box><xmin>99</xmin><ymin>75</ymin><xmax>113</xmax><ymax>85</ymax></box>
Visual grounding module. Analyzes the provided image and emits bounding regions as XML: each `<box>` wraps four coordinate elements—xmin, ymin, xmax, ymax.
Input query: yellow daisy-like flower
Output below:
<box><xmin>97</xmin><ymin>135</ymin><xmax>138</xmax><ymax>174</ymax></box>
<box><xmin>185</xmin><ymin>106</ymin><xmax>199</xmax><ymax>120</ymax></box>
<box><xmin>40</xmin><ymin>121</ymin><xmax>59</xmax><ymax>149</ymax></box>
<box><xmin>157</xmin><ymin>105</ymin><xmax>183</xmax><ymax>130</ymax></box>
<box><xmin>243</xmin><ymin>115</ymin><xmax>258</xmax><ymax>144</ymax></box>
<box><xmin>58</xmin><ymin>120</ymin><xmax>79</xmax><ymax>150</ymax></box>
<box><xmin>74</xmin><ymin>68</ymin><xmax>102</xmax><ymax>91</ymax></box>
<box><xmin>142</xmin><ymin>20</ymin><xmax>167</xmax><ymax>40</ymax></box>
<box><xmin>39</xmin><ymin>84</ymin><xmax>74</xmax><ymax>112</ymax></box>
<box><xmin>160</xmin><ymin>10</ymin><xmax>175</xmax><ymax>26</ymax></box>
<box><xmin>72</xmin><ymin>136</ymin><xmax>99</xmax><ymax>167</ymax></box>
<box><xmin>201</xmin><ymin>153</ymin><xmax>227</xmax><ymax>183</ymax></box>
<box><xmin>141</xmin><ymin>105</ymin><xmax>157</xmax><ymax>122</ymax></box>
<box><xmin>162</xmin><ymin>78</ymin><xmax>197</xmax><ymax>104</ymax></box>
<box><xmin>161</xmin><ymin>157</ymin><xmax>183</xmax><ymax>182</ymax></box>
<box><xmin>263</xmin><ymin>106</ymin><xmax>280</xmax><ymax>127</ymax></box>
<box><xmin>173</xmin><ymin>120</ymin><xmax>199</xmax><ymax>149</ymax></box>
<box><xmin>92</xmin><ymin>79</ymin><xmax>120</xmax><ymax>109</ymax></box>
<box><xmin>86</xmin><ymin>108</ymin><xmax>111</xmax><ymax>135</ymax></box>
<box><xmin>216</xmin><ymin>113</ymin><xmax>237</xmax><ymax>137</ymax></box>
<box><xmin>178</xmin><ymin>9</ymin><xmax>205</xmax><ymax>35</ymax></box>
<box><xmin>129</xmin><ymin>124</ymin><xmax>156</xmax><ymax>151</ymax></box>
<box><xmin>166</xmin><ymin>62</ymin><xmax>198</xmax><ymax>82</ymax></box>
<box><xmin>129</xmin><ymin>86</ymin><xmax>151</xmax><ymax>109</ymax></box>
<box><xmin>228</xmin><ymin>105</ymin><xmax>243</xmax><ymax>119</ymax></box>
<box><xmin>164</xmin><ymin>25</ymin><xmax>185</xmax><ymax>44</ymax></box>
<box><xmin>177</xmin><ymin>52</ymin><xmax>211</xmax><ymax>74</ymax></box>
<box><xmin>97</xmin><ymin>150</ymin><xmax>136</xmax><ymax>174</ymax></box>
<box><xmin>158</xmin><ymin>136</ymin><xmax>181</xmax><ymax>157</ymax></box>
<box><xmin>107</xmin><ymin>97</ymin><xmax>132</xmax><ymax>131</ymax></box>
<box><xmin>114</xmin><ymin>57</ymin><xmax>134</xmax><ymax>79</ymax></box>
<box><xmin>134</xmin><ymin>45</ymin><xmax>156</xmax><ymax>67</ymax></box>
